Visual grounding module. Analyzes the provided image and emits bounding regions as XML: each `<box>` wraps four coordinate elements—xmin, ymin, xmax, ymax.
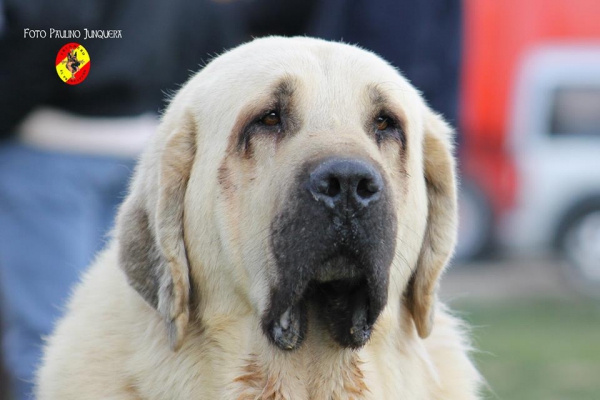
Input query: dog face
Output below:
<box><xmin>117</xmin><ymin>37</ymin><xmax>457</xmax><ymax>352</ymax></box>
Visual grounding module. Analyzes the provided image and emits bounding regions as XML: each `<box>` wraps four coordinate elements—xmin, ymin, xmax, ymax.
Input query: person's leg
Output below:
<box><xmin>0</xmin><ymin>143</ymin><xmax>134</xmax><ymax>400</ymax></box>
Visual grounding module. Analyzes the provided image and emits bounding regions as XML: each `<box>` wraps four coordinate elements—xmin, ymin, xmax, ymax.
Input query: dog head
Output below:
<box><xmin>116</xmin><ymin>37</ymin><xmax>457</xmax><ymax>352</ymax></box>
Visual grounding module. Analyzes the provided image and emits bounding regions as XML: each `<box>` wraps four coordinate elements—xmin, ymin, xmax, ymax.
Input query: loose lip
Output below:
<box><xmin>263</xmin><ymin>259</ymin><xmax>384</xmax><ymax>352</ymax></box>
<box><xmin>265</xmin><ymin>161</ymin><xmax>396</xmax><ymax>352</ymax></box>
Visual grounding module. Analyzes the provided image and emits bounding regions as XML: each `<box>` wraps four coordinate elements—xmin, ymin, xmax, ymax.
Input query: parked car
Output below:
<box><xmin>501</xmin><ymin>45</ymin><xmax>600</xmax><ymax>293</ymax></box>
<box><xmin>456</xmin><ymin>0</ymin><xmax>600</xmax><ymax>263</ymax></box>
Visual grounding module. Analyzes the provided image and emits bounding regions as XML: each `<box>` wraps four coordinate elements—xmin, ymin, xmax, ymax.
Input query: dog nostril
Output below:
<box><xmin>326</xmin><ymin>177</ymin><xmax>341</xmax><ymax>197</ymax></box>
<box><xmin>356</xmin><ymin>178</ymin><xmax>379</xmax><ymax>199</ymax></box>
<box><xmin>315</xmin><ymin>176</ymin><xmax>341</xmax><ymax>198</ymax></box>
<box><xmin>309</xmin><ymin>159</ymin><xmax>383</xmax><ymax>208</ymax></box>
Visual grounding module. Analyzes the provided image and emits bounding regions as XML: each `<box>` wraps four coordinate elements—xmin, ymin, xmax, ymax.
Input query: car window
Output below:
<box><xmin>550</xmin><ymin>86</ymin><xmax>600</xmax><ymax>136</ymax></box>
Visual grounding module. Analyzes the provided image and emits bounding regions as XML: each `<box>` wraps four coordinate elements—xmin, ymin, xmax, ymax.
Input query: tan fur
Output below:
<box><xmin>36</xmin><ymin>37</ymin><xmax>482</xmax><ymax>399</ymax></box>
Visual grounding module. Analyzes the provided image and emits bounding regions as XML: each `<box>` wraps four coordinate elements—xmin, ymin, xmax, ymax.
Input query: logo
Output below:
<box><xmin>55</xmin><ymin>43</ymin><xmax>90</xmax><ymax>85</ymax></box>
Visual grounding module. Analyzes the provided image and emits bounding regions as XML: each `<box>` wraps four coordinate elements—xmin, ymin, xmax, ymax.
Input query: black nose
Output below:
<box><xmin>309</xmin><ymin>158</ymin><xmax>383</xmax><ymax>211</ymax></box>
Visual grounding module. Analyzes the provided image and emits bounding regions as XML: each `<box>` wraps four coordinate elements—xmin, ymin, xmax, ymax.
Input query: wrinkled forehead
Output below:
<box><xmin>201</xmin><ymin>39</ymin><xmax>421</xmax><ymax>112</ymax></box>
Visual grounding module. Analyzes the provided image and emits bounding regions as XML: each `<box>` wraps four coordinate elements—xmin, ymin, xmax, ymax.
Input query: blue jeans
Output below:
<box><xmin>0</xmin><ymin>143</ymin><xmax>135</xmax><ymax>400</ymax></box>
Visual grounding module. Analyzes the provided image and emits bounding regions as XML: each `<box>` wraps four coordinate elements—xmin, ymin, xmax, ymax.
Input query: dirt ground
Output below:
<box><xmin>440</xmin><ymin>253</ymin><xmax>577</xmax><ymax>302</ymax></box>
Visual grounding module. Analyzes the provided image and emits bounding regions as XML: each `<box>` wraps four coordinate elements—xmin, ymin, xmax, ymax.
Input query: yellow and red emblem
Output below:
<box><xmin>56</xmin><ymin>42</ymin><xmax>90</xmax><ymax>85</ymax></box>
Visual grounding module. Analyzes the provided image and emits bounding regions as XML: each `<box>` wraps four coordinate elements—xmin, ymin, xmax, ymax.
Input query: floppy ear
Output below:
<box><xmin>117</xmin><ymin>112</ymin><xmax>196</xmax><ymax>350</ymax></box>
<box><xmin>406</xmin><ymin>108</ymin><xmax>458</xmax><ymax>339</ymax></box>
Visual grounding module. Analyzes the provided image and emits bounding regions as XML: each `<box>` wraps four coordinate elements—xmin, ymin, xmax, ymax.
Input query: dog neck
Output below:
<box><xmin>211</xmin><ymin>302</ymin><xmax>411</xmax><ymax>400</ymax></box>
<box><xmin>187</xmin><ymin>264</ymin><xmax>427</xmax><ymax>399</ymax></box>
<box><xmin>231</xmin><ymin>338</ymin><xmax>369</xmax><ymax>400</ymax></box>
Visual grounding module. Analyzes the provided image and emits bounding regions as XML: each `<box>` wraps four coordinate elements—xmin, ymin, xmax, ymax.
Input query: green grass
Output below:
<box><xmin>454</xmin><ymin>298</ymin><xmax>600</xmax><ymax>400</ymax></box>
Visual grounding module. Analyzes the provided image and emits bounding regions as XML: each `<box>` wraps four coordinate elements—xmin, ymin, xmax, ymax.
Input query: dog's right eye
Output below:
<box><xmin>260</xmin><ymin>111</ymin><xmax>281</xmax><ymax>127</ymax></box>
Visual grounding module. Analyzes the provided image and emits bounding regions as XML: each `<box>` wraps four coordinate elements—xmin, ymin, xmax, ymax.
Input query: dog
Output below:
<box><xmin>61</xmin><ymin>50</ymin><xmax>81</xmax><ymax>80</ymax></box>
<box><xmin>37</xmin><ymin>37</ymin><xmax>482</xmax><ymax>399</ymax></box>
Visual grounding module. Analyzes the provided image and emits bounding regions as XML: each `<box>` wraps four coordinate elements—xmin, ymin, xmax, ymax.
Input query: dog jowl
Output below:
<box><xmin>263</xmin><ymin>157</ymin><xmax>398</xmax><ymax>351</ymax></box>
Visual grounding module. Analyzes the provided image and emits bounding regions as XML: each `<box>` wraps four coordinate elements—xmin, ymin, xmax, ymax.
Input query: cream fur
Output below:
<box><xmin>36</xmin><ymin>37</ymin><xmax>482</xmax><ymax>399</ymax></box>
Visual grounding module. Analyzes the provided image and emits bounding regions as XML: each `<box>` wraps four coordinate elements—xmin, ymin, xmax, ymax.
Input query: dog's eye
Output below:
<box><xmin>374</xmin><ymin>114</ymin><xmax>404</xmax><ymax>145</ymax></box>
<box><xmin>261</xmin><ymin>111</ymin><xmax>281</xmax><ymax>126</ymax></box>
<box><xmin>376</xmin><ymin>116</ymin><xmax>390</xmax><ymax>131</ymax></box>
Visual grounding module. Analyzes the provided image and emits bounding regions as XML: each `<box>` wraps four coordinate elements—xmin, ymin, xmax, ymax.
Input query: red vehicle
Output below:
<box><xmin>456</xmin><ymin>0</ymin><xmax>600</xmax><ymax>259</ymax></box>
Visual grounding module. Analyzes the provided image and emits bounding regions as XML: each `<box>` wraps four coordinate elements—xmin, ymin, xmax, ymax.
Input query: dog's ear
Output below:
<box><xmin>117</xmin><ymin>112</ymin><xmax>196</xmax><ymax>351</ymax></box>
<box><xmin>406</xmin><ymin>108</ymin><xmax>458</xmax><ymax>339</ymax></box>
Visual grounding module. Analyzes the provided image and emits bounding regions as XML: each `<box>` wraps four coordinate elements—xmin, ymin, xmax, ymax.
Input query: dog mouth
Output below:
<box><xmin>262</xmin><ymin>255</ymin><xmax>387</xmax><ymax>351</ymax></box>
<box><xmin>264</xmin><ymin>158</ymin><xmax>397</xmax><ymax>351</ymax></box>
<box><xmin>311</xmin><ymin>276</ymin><xmax>374</xmax><ymax>348</ymax></box>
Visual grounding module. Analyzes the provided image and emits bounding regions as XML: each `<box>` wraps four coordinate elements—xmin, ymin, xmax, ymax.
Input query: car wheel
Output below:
<box><xmin>455</xmin><ymin>180</ymin><xmax>494</xmax><ymax>261</ymax></box>
<box><xmin>564</xmin><ymin>210</ymin><xmax>600</xmax><ymax>275</ymax></box>
<box><xmin>557</xmin><ymin>201</ymin><xmax>600</xmax><ymax>296</ymax></box>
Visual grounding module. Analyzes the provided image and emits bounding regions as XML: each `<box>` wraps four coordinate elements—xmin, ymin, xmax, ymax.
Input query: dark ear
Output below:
<box><xmin>117</xmin><ymin>113</ymin><xmax>196</xmax><ymax>350</ymax></box>
<box><xmin>406</xmin><ymin>109</ymin><xmax>458</xmax><ymax>339</ymax></box>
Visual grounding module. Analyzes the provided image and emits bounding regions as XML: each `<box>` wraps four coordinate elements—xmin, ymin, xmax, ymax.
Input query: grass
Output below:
<box><xmin>454</xmin><ymin>297</ymin><xmax>600</xmax><ymax>400</ymax></box>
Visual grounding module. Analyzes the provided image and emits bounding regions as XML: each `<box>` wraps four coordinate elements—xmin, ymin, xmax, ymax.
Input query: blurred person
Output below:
<box><xmin>241</xmin><ymin>0</ymin><xmax>462</xmax><ymax>125</ymax></box>
<box><xmin>0</xmin><ymin>1</ymin><xmax>244</xmax><ymax>399</ymax></box>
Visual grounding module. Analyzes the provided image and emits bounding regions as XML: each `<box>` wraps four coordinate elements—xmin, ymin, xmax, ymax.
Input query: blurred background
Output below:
<box><xmin>443</xmin><ymin>2</ymin><xmax>600</xmax><ymax>398</ymax></box>
<box><xmin>0</xmin><ymin>0</ymin><xmax>599</xmax><ymax>399</ymax></box>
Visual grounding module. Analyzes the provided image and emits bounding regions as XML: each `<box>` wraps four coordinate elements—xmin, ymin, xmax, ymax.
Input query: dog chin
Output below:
<box><xmin>262</xmin><ymin>256</ymin><xmax>388</xmax><ymax>352</ymax></box>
